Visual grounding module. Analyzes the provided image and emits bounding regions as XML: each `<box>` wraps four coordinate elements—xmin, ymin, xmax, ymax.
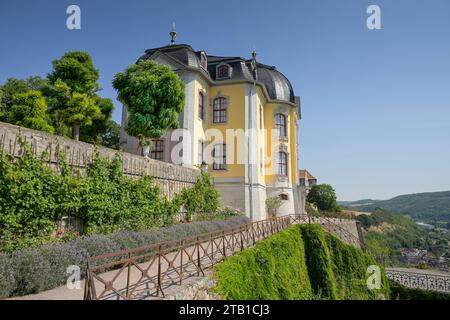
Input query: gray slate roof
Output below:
<box><xmin>139</xmin><ymin>44</ymin><xmax>296</xmax><ymax>103</ymax></box>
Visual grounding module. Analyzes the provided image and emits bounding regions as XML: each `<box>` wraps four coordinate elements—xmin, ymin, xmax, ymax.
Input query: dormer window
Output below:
<box><xmin>200</xmin><ymin>52</ymin><xmax>207</xmax><ymax>69</ymax></box>
<box><xmin>216</xmin><ymin>63</ymin><xmax>231</xmax><ymax>79</ymax></box>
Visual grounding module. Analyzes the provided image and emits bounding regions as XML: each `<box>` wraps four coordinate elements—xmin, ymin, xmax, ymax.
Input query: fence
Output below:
<box><xmin>84</xmin><ymin>214</ymin><xmax>364</xmax><ymax>300</ymax></box>
<box><xmin>386</xmin><ymin>269</ymin><xmax>450</xmax><ymax>293</ymax></box>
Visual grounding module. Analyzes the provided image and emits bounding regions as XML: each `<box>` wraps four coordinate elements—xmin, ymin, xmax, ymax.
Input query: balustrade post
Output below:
<box><xmin>223</xmin><ymin>231</ymin><xmax>226</xmax><ymax>257</ymax></box>
<box><xmin>126</xmin><ymin>251</ymin><xmax>131</xmax><ymax>299</ymax></box>
<box><xmin>196</xmin><ymin>237</ymin><xmax>201</xmax><ymax>276</ymax></box>
<box><xmin>157</xmin><ymin>245</ymin><xmax>162</xmax><ymax>297</ymax></box>
<box><xmin>180</xmin><ymin>240</ymin><xmax>184</xmax><ymax>285</ymax></box>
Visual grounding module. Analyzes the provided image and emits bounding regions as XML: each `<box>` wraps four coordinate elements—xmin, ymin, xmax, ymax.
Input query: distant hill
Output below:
<box><xmin>341</xmin><ymin>191</ymin><xmax>450</xmax><ymax>223</ymax></box>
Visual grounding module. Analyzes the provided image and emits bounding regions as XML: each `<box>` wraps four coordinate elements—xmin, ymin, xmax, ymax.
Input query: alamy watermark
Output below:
<box><xmin>66</xmin><ymin>5</ymin><xmax>81</xmax><ymax>30</ymax></box>
<box><xmin>367</xmin><ymin>5</ymin><xmax>382</xmax><ymax>30</ymax></box>
<box><xmin>66</xmin><ymin>265</ymin><xmax>81</xmax><ymax>290</ymax></box>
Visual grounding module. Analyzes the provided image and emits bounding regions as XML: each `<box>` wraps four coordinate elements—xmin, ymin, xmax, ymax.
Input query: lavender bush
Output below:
<box><xmin>0</xmin><ymin>253</ymin><xmax>15</xmax><ymax>298</ymax></box>
<box><xmin>0</xmin><ymin>215</ymin><xmax>250</xmax><ymax>299</ymax></box>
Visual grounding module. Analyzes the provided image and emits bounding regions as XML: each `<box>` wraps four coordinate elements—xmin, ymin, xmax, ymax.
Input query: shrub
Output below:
<box><xmin>324</xmin><ymin>233</ymin><xmax>390</xmax><ymax>300</ymax></box>
<box><xmin>0</xmin><ymin>145</ymin><xmax>221</xmax><ymax>252</ymax></box>
<box><xmin>214</xmin><ymin>224</ymin><xmax>389</xmax><ymax>300</ymax></box>
<box><xmin>179</xmin><ymin>171</ymin><xmax>220</xmax><ymax>222</ymax></box>
<box><xmin>0</xmin><ymin>253</ymin><xmax>15</xmax><ymax>298</ymax></box>
<box><xmin>266</xmin><ymin>196</ymin><xmax>282</xmax><ymax>217</ymax></box>
<box><xmin>214</xmin><ymin>225</ymin><xmax>312</xmax><ymax>300</ymax></box>
<box><xmin>0</xmin><ymin>215</ymin><xmax>250</xmax><ymax>299</ymax></box>
<box><xmin>299</xmin><ymin>224</ymin><xmax>338</xmax><ymax>299</ymax></box>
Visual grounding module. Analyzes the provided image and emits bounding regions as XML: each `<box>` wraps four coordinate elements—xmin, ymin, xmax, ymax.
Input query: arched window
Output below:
<box><xmin>217</xmin><ymin>64</ymin><xmax>230</xmax><ymax>79</ymax></box>
<box><xmin>199</xmin><ymin>91</ymin><xmax>205</xmax><ymax>120</ymax></box>
<box><xmin>277</xmin><ymin>151</ymin><xmax>288</xmax><ymax>176</ymax></box>
<box><xmin>275</xmin><ymin>114</ymin><xmax>287</xmax><ymax>138</ymax></box>
<box><xmin>213</xmin><ymin>97</ymin><xmax>227</xmax><ymax>123</ymax></box>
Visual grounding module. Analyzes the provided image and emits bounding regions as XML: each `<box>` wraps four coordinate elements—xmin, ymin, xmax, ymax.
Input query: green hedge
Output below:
<box><xmin>299</xmin><ymin>224</ymin><xmax>338</xmax><ymax>299</ymax></box>
<box><xmin>214</xmin><ymin>226</ymin><xmax>312</xmax><ymax>300</ymax></box>
<box><xmin>390</xmin><ymin>281</ymin><xmax>450</xmax><ymax>300</ymax></box>
<box><xmin>214</xmin><ymin>224</ymin><xmax>390</xmax><ymax>300</ymax></box>
<box><xmin>324</xmin><ymin>232</ymin><xmax>390</xmax><ymax>299</ymax></box>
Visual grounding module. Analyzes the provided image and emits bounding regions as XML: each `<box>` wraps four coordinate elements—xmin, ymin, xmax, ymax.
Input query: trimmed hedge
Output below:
<box><xmin>299</xmin><ymin>224</ymin><xmax>338</xmax><ymax>299</ymax></box>
<box><xmin>214</xmin><ymin>224</ymin><xmax>391</xmax><ymax>300</ymax></box>
<box><xmin>324</xmin><ymin>232</ymin><xmax>390</xmax><ymax>300</ymax></box>
<box><xmin>0</xmin><ymin>215</ymin><xmax>250</xmax><ymax>298</ymax></box>
<box><xmin>390</xmin><ymin>281</ymin><xmax>450</xmax><ymax>300</ymax></box>
<box><xmin>214</xmin><ymin>225</ymin><xmax>312</xmax><ymax>300</ymax></box>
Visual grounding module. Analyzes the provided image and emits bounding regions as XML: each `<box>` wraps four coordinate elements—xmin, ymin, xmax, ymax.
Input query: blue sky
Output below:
<box><xmin>1</xmin><ymin>0</ymin><xmax>449</xmax><ymax>200</ymax></box>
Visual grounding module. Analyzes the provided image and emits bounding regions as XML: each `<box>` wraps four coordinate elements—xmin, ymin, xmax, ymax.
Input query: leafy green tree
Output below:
<box><xmin>47</xmin><ymin>51</ymin><xmax>99</xmax><ymax>95</ymax></box>
<box><xmin>112</xmin><ymin>59</ymin><xmax>185</xmax><ymax>150</ymax></box>
<box><xmin>9</xmin><ymin>90</ymin><xmax>54</xmax><ymax>133</ymax></box>
<box><xmin>46</xmin><ymin>51</ymin><xmax>104</xmax><ymax>140</ymax></box>
<box><xmin>79</xmin><ymin>97</ymin><xmax>120</xmax><ymax>149</ymax></box>
<box><xmin>179</xmin><ymin>171</ymin><xmax>220</xmax><ymax>222</ymax></box>
<box><xmin>0</xmin><ymin>77</ymin><xmax>48</xmax><ymax>112</ymax></box>
<box><xmin>306</xmin><ymin>184</ymin><xmax>340</xmax><ymax>212</ymax></box>
<box><xmin>266</xmin><ymin>196</ymin><xmax>282</xmax><ymax>217</ymax></box>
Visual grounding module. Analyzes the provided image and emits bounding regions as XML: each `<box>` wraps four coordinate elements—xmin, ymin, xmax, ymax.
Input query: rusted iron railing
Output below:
<box><xmin>84</xmin><ymin>214</ymin><xmax>363</xmax><ymax>300</ymax></box>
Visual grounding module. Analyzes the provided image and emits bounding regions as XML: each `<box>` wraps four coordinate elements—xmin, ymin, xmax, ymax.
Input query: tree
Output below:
<box><xmin>46</xmin><ymin>52</ymin><xmax>103</xmax><ymax>140</ymax></box>
<box><xmin>266</xmin><ymin>196</ymin><xmax>282</xmax><ymax>217</ymax></box>
<box><xmin>112</xmin><ymin>59</ymin><xmax>185</xmax><ymax>153</ymax></box>
<box><xmin>9</xmin><ymin>90</ymin><xmax>54</xmax><ymax>133</ymax></box>
<box><xmin>306</xmin><ymin>184</ymin><xmax>340</xmax><ymax>212</ymax></box>
<box><xmin>47</xmin><ymin>51</ymin><xmax>99</xmax><ymax>95</ymax></box>
<box><xmin>79</xmin><ymin>97</ymin><xmax>120</xmax><ymax>149</ymax></box>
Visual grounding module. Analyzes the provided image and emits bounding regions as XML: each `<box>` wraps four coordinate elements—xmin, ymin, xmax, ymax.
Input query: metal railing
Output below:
<box><xmin>84</xmin><ymin>214</ymin><xmax>364</xmax><ymax>300</ymax></box>
<box><xmin>386</xmin><ymin>269</ymin><xmax>450</xmax><ymax>293</ymax></box>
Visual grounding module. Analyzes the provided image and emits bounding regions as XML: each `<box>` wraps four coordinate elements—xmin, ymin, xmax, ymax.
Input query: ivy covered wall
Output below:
<box><xmin>214</xmin><ymin>224</ymin><xmax>391</xmax><ymax>300</ymax></box>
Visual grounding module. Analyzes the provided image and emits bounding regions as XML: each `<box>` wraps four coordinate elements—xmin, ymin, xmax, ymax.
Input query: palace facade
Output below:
<box><xmin>120</xmin><ymin>40</ymin><xmax>304</xmax><ymax>221</ymax></box>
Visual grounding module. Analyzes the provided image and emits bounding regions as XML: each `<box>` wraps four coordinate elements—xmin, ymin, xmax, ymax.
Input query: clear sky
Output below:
<box><xmin>1</xmin><ymin>0</ymin><xmax>449</xmax><ymax>201</ymax></box>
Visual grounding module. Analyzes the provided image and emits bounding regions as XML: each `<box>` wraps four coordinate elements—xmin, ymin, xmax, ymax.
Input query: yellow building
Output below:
<box><xmin>120</xmin><ymin>39</ymin><xmax>303</xmax><ymax>221</ymax></box>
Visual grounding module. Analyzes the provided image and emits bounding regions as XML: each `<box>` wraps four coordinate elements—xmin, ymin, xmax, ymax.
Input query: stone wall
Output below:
<box><xmin>0</xmin><ymin>121</ymin><xmax>200</xmax><ymax>199</ymax></box>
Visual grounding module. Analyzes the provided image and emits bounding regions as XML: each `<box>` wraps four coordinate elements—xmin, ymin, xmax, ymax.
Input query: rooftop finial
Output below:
<box><xmin>251</xmin><ymin>49</ymin><xmax>258</xmax><ymax>83</ymax></box>
<box><xmin>169</xmin><ymin>22</ymin><xmax>177</xmax><ymax>45</ymax></box>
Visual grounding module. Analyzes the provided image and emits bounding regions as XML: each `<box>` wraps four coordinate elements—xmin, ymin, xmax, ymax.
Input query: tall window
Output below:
<box><xmin>213</xmin><ymin>144</ymin><xmax>227</xmax><ymax>170</ymax></box>
<box><xmin>213</xmin><ymin>97</ymin><xmax>227</xmax><ymax>123</ymax></box>
<box><xmin>199</xmin><ymin>91</ymin><xmax>205</xmax><ymax>120</ymax></box>
<box><xmin>217</xmin><ymin>65</ymin><xmax>229</xmax><ymax>79</ymax></box>
<box><xmin>150</xmin><ymin>140</ymin><xmax>165</xmax><ymax>161</ymax></box>
<box><xmin>275</xmin><ymin>114</ymin><xmax>287</xmax><ymax>138</ymax></box>
<box><xmin>277</xmin><ymin>151</ymin><xmax>288</xmax><ymax>176</ymax></box>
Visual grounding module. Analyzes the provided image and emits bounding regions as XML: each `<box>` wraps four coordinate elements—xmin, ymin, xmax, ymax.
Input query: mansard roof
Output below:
<box><xmin>139</xmin><ymin>44</ymin><xmax>297</xmax><ymax>104</ymax></box>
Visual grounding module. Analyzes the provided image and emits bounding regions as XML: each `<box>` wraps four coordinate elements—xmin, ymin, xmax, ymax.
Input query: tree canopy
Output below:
<box><xmin>47</xmin><ymin>51</ymin><xmax>100</xmax><ymax>95</ymax></box>
<box><xmin>306</xmin><ymin>184</ymin><xmax>340</xmax><ymax>212</ymax></box>
<box><xmin>9</xmin><ymin>90</ymin><xmax>54</xmax><ymax>133</ymax></box>
<box><xmin>112</xmin><ymin>59</ymin><xmax>185</xmax><ymax>144</ymax></box>
<box><xmin>46</xmin><ymin>52</ymin><xmax>104</xmax><ymax>140</ymax></box>
<box><xmin>0</xmin><ymin>51</ymin><xmax>118</xmax><ymax>148</ymax></box>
